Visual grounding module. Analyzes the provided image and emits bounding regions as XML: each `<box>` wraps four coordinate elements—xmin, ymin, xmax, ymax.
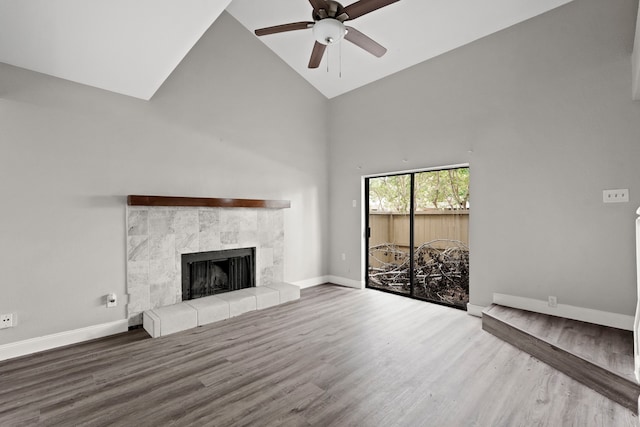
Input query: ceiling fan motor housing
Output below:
<box><xmin>311</xmin><ymin>0</ymin><xmax>345</xmax><ymax>21</ymax></box>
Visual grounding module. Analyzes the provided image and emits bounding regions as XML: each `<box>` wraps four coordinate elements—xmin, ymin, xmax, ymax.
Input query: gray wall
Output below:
<box><xmin>328</xmin><ymin>0</ymin><xmax>640</xmax><ymax>315</ymax></box>
<box><xmin>2</xmin><ymin>0</ymin><xmax>639</xmax><ymax>347</ymax></box>
<box><xmin>0</xmin><ymin>12</ymin><xmax>329</xmax><ymax>344</ymax></box>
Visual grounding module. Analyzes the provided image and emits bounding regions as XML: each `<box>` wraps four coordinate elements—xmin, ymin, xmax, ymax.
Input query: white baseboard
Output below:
<box><xmin>0</xmin><ymin>319</ymin><xmax>129</xmax><ymax>362</ymax></box>
<box><xmin>493</xmin><ymin>293</ymin><xmax>634</xmax><ymax>331</ymax></box>
<box><xmin>290</xmin><ymin>276</ymin><xmax>330</xmax><ymax>289</ymax></box>
<box><xmin>466</xmin><ymin>303</ymin><xmax>485</xmax><ymax>318</ymax></box>
<box><xmin>326</xmin><ymin>275</ymin><xmax>365</xmax><ymax>289</ymax></box>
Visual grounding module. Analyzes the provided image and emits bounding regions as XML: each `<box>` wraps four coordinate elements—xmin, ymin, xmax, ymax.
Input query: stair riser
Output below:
<box><xmin>483</xmin><ymin>313</ymin><xmax>639</xmax><ymax>413</ymax></box>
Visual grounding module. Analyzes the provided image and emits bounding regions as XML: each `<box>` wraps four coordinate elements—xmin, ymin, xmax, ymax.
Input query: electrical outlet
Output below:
<box><xmin>106</xmin><ymin>293</ymin><xmax>117</xmax><ymax>308</ymax></box>
<box><xmin>548</xmin><ymin>296</ymin><xmax>557</xmax><ymax>308</ymax></box>
<box><xmin>0</xmin><ymin>313</ymin><xmax>14</xmax><ymax>329</ymax></box>
<box><xmin>603</xmin><ymin>189</ymin><xmax>629</xmax><ymax>203</ymax></box>
<box><xmin>341</xmin><ymin>253</ymin><xmax>346</xmax><ymax>261</ymax></box>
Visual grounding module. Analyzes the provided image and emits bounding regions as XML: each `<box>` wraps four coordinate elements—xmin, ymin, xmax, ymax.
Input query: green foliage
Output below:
<box><xmin>369</xmin><ymin>174</ymin><xmax>411</xmax><ymax>213</ymax></box>
<box><xmin>369</xmin><ymin>168</ymin><xmax>469</xmax><ymax>213</ymax></box>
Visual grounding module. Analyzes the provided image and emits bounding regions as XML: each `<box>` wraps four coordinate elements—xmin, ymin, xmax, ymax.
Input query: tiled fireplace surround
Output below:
<box><xmin>126</xmin><ymin>206</ymin><xmax>284</xmax><ymax>326</ymax></box>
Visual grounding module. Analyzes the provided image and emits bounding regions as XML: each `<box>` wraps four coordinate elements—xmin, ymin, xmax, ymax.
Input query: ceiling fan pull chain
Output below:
<box><xmin>339</xmin><ymin>41</ymin><xmax>342</xmax><ymax>78</ymax></box>
<box><xmin>327</xmin><ymin>45</ymin><xmax>329</xmax><ymax>73</ymax></box>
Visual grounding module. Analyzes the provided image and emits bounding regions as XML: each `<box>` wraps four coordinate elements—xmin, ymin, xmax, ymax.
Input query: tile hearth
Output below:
<box><xmin>143</xmin><ymin>282</ymin><xmax>300</xmax><ymax>338</ymax></box>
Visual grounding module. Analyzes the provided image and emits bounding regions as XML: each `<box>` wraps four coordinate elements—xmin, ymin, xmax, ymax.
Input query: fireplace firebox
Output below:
<box><xmin>181</xmin><ymin>247</ymin><xmax>255</xmax><ymax>300</ymax></box>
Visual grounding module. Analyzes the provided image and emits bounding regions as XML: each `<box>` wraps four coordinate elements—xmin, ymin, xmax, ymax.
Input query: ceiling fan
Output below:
<box><xmin>255</xmin><ymin>0</ymin><xmax>400</xmax><ymax>69</ymax></box>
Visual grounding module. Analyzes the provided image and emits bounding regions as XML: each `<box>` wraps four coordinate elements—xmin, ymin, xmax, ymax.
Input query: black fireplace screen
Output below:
<box><xmin>182</xmin><ymin>247</ymin><xmax>255</xmax><ymax>300</ymax></box>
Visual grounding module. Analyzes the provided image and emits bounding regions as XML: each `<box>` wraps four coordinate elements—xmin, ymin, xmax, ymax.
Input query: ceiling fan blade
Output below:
<box><xmin>308</xmin><ymin>41</ymin><xmax>327</xmax><ymax>68</ymax></box>
<box><xmin>344</xmin><ymin>26</ymin><xmax>387</xmax><ymax>57</ymax></box>
<box><xmin>255</xmin><ymin>22</ymin><xmax>314</xmax><ymax>36</ymax></box>
<box><xmin>342</xmin><ymin>0</ymin><xmax>400</xmax><ymax>21</ymax></box>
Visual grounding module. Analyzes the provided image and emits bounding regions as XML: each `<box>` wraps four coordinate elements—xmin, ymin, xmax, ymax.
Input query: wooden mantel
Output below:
<box><xmin>127</xmin><ymin>195</ymin><xmax>290</xmax><ymax>209</ymax></box>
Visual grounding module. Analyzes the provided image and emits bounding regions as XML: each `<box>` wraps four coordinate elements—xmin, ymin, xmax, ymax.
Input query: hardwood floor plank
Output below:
<box><xmin>485</xmin><ymin>304</ymin><xmax>635</xmax><ymax>381</ymax></box>
<box><xmin>0</xmin><ymin>374</ymin><xmax>95</xmax><ymax>416</ymax></box>
<box><xmin>0</xmin><ymin>285</ymin><xmax>636</xmax><ymax>426</ymax></box>
<box><xmin>483</xmin><ymin>304</ymin><xmax>640</xmax><ymax>413</ymax></box>
<box><xmin>0</xmin><ymin>329</ymin><xmax>148</xmax><ymax>376</ymax></box>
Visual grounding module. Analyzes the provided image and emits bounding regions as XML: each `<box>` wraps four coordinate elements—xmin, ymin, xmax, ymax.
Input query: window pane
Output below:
<box><xmin>367</xmin><ymin>174</ymin><xmax>411</xmax><ymax>295</ymax></box>
<box><xmin>412</xmin><ymin>168</ymin><xmax>469</xmax><ymax>308</ymax></box>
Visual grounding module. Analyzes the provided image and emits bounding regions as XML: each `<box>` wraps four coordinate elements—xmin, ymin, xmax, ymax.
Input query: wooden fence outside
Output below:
<box><xmin>368</xmin><ymin>210</ymin><xmax>469</xmax><ymax>267</ymax></box>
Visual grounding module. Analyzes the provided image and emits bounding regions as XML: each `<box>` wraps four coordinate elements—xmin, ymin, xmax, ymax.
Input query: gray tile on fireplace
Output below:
<box><xmin>260</xmin><ymin>266</ymin><xmax>275</xmax><ymax>286</ymax></box>
<box><xmin>127</xmin><ymin>236</ymin><xmax>149</xmax><ymax>261</ymax></box>
<box><xmin>237</xmin><ymin>232</ymin><xmax>258</xmax><ymax>248</ymax></box>
<box><xmin>220</xmin><ymin>231</ymin><xmax>239</xmax><ymax>245</ymax></box>
<box><xmin>149</xmin><ymin>234</ymin><xmax>176</xmax><ymax>260</ymax></box>
<box><xmin>148</xmin><ymin>234</ymin><xmax>176</xmax><ymax>261</ymax></box>
<box><xmin>199</xmin><ymin>232</ymin><xmax>221</xmax><ymax>252</ymax></box>
<box><xmin>127</xmin><ymin>261</ymin><xmax>149</xmax><ymax>286</ymax></box>
<box><xmin>199</xmin><ymin>209</ymin><xmax>219</xmax><ymax>232</ymax></box>
<box><xmin>239</xmin><ymin>209</ymin><xmax>259</xmax><ymax>231</ymax></box>
<box><xmin>257</xmin><ymin>210</ymin><xmax>272</xmax><ymax>230</ymax></box>
<box><xmin>127</xmin><ymin>285</ymin><xmax>151</xmax><ymax>313</ymax></box>
<box><xmin>220</xmin><ymin>209</ymin><xmax>258</xmax><ymax>233</ymax></box>
<box><xmin>127</xmin><ymin>209</ymin><xmax>148</xmax><ymax>236</ymax></box>
<box><xmin>149</xmin><ymin>259</ymin><xmax>177</xmax><ymax>286</ymax></box>
<box><xmin>259</xmin><ymin>247</ymin><xmax>274</xmax><ymax>269</ymax></box>
<box><xmin>174</xmin><ymin>209</ymin><xmax>199</xmax><ymax>235</ymax></box>
<box><xmin>176</xmin><ymin>233</ymin><xmax>198</xmax><ymax>254</ymax></box>
<box><xmin>258</xmin><ymin>230</ymin><xmax>273</xmax><ymax>246</ymax></box>
<box><xmin>149</xmin><ymin>209</ymin><xmax>176</xmax><ymax>235</ymax></box>
<box><xmin>150</xmin><ymin>282</ymin><xmax>178</xmax><ymax>308</ymax></box>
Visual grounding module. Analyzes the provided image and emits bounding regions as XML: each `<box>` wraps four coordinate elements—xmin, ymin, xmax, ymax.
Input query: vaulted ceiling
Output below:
<box><xmin>0</xmin><ymin>0</ymin><xmax>233</xmax><ymax>100</ymax></box>
<box><xmin>227</xmin><ymin>0</ymin><xmax>573</xmax><ymax>98</ymax></box>
<box><xmin>1</xmin><ymin>0</ymin><xmax>637</xmax><ymax>101</ymax></box>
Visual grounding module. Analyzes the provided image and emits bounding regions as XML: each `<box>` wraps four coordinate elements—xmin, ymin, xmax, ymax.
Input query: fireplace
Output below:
<box><xmin>181</xmin><ymin>247</ymin><xmax>256</xmax><ymax>300</ymax></box>
<box><xmin>126</xmin><ymin>203</ymin><xmax>286</xmax><ymax>326</ymax></box>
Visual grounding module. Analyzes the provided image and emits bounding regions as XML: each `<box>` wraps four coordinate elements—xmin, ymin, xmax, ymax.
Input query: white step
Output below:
<box><xmin>143</xmin><ymin>283</ymin><xmax>300</xmax><ymax>338</ymax></box>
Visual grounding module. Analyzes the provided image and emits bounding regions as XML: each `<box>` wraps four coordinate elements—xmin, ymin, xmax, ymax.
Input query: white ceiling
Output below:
<box><xmin>0</xmin><ymin>0</ymin><xmax>580</xmax><ymax>100</ymax></box>
<box><xmin>0</xmin><ymin>0</ymin><xmax>232</xmax><ymax>100</ymax></box>
<box><xmin>227</xmin><ymin>0</ymin><xmax>574</xmax><ymax>98</ymax></box>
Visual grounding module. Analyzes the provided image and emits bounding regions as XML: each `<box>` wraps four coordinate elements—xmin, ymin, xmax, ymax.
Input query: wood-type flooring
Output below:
<box><xmin>482</xmin><ymin>304</ymin><xmax>639</xmax><ymax>412</ymax></box>
<box><xmin>0</xmin><ymin>285</ymin><xmax>637</xmax><ymax>426</ymax></box>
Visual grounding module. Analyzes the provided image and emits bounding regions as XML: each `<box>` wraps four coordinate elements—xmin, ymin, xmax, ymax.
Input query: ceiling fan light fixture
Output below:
<box><xmin>312</xmin><ymin>18</ymin><xmax>346</xmax><ymax>45</ymax></box>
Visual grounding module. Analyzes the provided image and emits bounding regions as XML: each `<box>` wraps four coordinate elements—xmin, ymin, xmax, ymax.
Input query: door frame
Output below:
<box><xmin>362</xmin><ymin>163</ymin><xmax>470</xmax><ymax>308</ymax></box>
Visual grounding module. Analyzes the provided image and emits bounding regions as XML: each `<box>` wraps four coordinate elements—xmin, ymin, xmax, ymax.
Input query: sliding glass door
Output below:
<box><xmin>367</xmin><ymin>174</ymin><xmax>412</xmax><ymax>296</ymax></box>
<box><xmin>366</xmin><ymin>167</ymin><xmax>470</xmax><ymax>309</ymax></box>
